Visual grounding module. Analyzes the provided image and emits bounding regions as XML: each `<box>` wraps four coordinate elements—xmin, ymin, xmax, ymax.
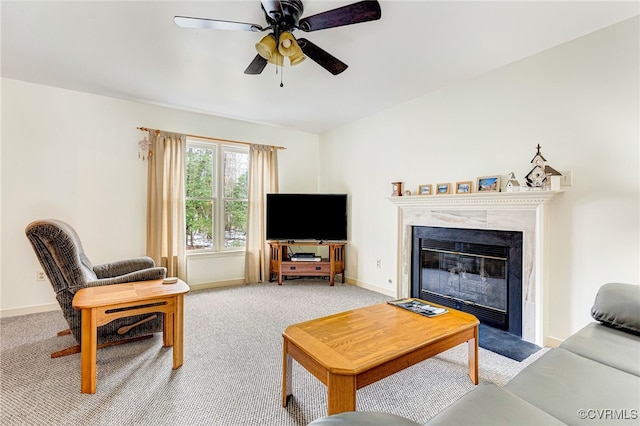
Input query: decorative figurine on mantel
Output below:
<box><xmin>525</xmin><ymin>144</ymin><xmax>563</xmax><ymax>191</ymax></box>
<box><xmin>525</xmin><ymin>144</ymin><xmax>548</xmax><ymax>190</ymax></box>
<box><xmin>391</xmin><ymin>182</ymin><xmax>403</xmax><ymax>196</ymax></box>
<box><xmin>505</xmin><ymin>172</ymin><xmax>521</xmax><ymax>192</ymax></box>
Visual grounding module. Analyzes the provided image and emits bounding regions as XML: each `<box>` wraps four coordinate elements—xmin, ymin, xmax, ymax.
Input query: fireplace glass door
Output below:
<box><xmin>412</xmin><ymin>228</ymin><xmax>522</xmax><ymax>335</ymax></box>
<box><xmin>421</xmin><ymin>245</ymin><xmax>508</xmax><ymax>314</ymax></box>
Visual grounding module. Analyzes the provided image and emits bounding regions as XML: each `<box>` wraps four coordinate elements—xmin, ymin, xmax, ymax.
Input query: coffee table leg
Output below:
<box><xmin>80</xmin><ymin>307</ymin><xmax>97</xmax><ymax>394</ymax></box>
<box><xmin>468</xmin><ymin>325</ymin><xmax>479</xmax><ymax>385</ymax></box>
<box><xmin>327</xmin><ymin>374</ymin><xmax>356</xmax><ymax>415</ymax></box>
<box><xmin>282</xmin><ymin>340</ymin><xmax>292</xmax><ymax>406</ymax></box>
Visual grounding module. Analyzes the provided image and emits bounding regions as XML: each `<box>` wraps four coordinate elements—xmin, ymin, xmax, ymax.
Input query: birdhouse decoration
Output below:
<box><xmin>505</xmin><ymin>172</ymin><xmax>521</xmax><ymax>192</ymax></box>
<box><xmin>544</xmin><ymin>165</ymin><xmax>563</xmax><ymax>191</ymax></box>
<box><xmin>525</xmin><ymin>144</ymin><xmax>547</xmax><ymax>190</ymax></box>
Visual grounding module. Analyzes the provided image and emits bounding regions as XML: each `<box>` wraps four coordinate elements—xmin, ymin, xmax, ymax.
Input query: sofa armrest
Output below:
<box><xmin>93</xmin><ymin>256</ymin><xmax>157</xmax><ymax>278</ymax></box>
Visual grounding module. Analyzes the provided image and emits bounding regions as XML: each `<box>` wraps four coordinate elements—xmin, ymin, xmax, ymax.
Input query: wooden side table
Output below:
<box><xmin>72</xmin><ymin>278</ymin><xmax>190</xmax><ymax>394</ymax></box>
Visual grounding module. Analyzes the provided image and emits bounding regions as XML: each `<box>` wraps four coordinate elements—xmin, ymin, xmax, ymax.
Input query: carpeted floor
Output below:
<box><xmin>0</xmin><ymin>279</ymin><xmax>547</xmax><ymax>425</ymax></box>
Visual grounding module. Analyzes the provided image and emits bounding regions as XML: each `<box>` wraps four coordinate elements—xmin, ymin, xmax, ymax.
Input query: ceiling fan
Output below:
<box><xmin>174</xmin><ymin>0</ymin><xmax>381</xmax><ymax>77</ymax></box>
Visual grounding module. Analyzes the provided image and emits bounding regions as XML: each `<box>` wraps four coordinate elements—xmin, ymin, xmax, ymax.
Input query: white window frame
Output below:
<box><xmin>186</xmin><ymin>138</ymin><xmax>249</xmax><ymax>254</ymax></box>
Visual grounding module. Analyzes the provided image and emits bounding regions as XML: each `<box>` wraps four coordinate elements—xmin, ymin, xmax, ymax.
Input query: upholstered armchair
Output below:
<box><xmin>25</xmin><ymin>219</ymin><xmax>166</xmax><ymax>357</ymax></box>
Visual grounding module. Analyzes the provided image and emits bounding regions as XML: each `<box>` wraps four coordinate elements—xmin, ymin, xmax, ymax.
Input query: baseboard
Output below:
<box><xmin>544</xmin><ymin>336</ymin><xmax>564</xmax><ymax>348</ymax></box>
<box><xmin>0</xmin><ymin>303</ymin><xmax>60</xmax><ymax>318</ymax></box>
<box><xmin>188</xmin><ymin>279</ymin><xmax>246</xmax><ymax>291</ymax></box>
<box><xmin>344</xmin><ymin>277</ymin><xmax>396</xmax><ymax>297</ymax></box>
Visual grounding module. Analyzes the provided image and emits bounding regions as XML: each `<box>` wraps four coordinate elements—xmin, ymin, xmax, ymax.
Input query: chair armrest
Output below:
<box><xmin>93</xmin><ymin>257</ymin><xmax>157</xmax><ymax>278</ymax></box>
<box><xmin>86</xmin><ymin>267</ymin><xmax>167</xmax><ymax>287</ymax></box>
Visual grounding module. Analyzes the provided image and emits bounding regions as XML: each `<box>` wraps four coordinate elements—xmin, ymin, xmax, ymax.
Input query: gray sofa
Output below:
<box><xmin>310</xmin><ymin>282</ymin><xmax>640</xmax><ymax>426</ymax></box>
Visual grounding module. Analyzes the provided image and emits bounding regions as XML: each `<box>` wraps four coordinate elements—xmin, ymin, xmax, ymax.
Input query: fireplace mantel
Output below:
<box><xmin>387</xmin><ymin>190</ymin><xmax>563</xmax><ymax>209</ymax></box>
<box><xmin>388</xmin><ymin>189</ymin><xmax>564</xmax><ymax>346</ymax></box>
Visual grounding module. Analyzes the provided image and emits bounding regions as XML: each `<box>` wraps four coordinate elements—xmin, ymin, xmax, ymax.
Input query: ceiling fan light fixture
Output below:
<box><xmin>277</xmin><ymin>31</ymin><xmax>306</xmax><ymax>66</ymax></box>
<box><xmin>277</xmin><ymin>32</ymin><xmax>296</xmax><ymax>57</ymax></box>
<box><xmin>255</xmin><ymin>33</ymin><xmax>277</xmax><ymax>59</ymax></box>
<box><xmin>267</xmin><ymin>50</ymin><xmax>284</xmax><ymax>66</ymax></box>
<box><xmin>288</xmin><ymin>49</ymin><xmax>306</xmax><ymax>66</ymax></box>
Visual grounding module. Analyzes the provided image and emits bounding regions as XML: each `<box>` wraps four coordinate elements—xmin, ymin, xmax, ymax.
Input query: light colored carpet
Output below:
<box><xmin>0</xmin><ymin>279</ymin><xmax>547</xmax><ymax>425</ymax></box>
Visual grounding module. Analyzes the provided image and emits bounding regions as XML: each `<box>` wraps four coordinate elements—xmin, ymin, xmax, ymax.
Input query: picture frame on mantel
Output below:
<box><xmin>477</xmin><ymin>176</ymin><xmax>501</xmax><ymax>192</ymax></box>
<box><xmin>436</xmin><ymin>183</ymin><xmax>451</xmax><ymax>195</ymax></box>
<box><xmin>456</xmin><ymin>181</ymin><xmax>472</xmax><ymax>194</ymax></box>
<box><xmin>418</xmin><ymin>184</ymin><xmax>432</xmax><ymax>195</ymax></box>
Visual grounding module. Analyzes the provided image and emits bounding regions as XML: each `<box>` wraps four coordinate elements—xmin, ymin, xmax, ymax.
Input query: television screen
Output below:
<box><xmin>266</xmin><ymin>193</ymin><xmax>347</xmax><ymax>241</ymax></box>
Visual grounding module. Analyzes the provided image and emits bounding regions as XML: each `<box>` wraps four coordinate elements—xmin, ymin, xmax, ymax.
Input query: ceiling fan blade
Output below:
<box><xmin>298</xmin><ymin>0</ymin><xmax>381</xmax><ymax>32</ymax></box>
<box><xmin>297</xmin><ymin>38</ymin><xmax>348</xmax><ymax>75</ymax></box>
<box><xmin>174</xmin><ymin>16</ymin><xmax>264</xmax><ymax>32</ymax></box>
<box><xmin>244</xmin><ymin>54</ymin><xmax>268</xmax><ymax>75</ymax></box>
<box><xmin>261</xmin><ymin>0</ymin><xmax>283</xmax><ymax>21</ymax></box>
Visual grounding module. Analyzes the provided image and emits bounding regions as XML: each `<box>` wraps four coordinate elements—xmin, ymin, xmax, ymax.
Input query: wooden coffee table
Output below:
<box><xmin>281</xmin><ymin>300</ymin><xmax>479</xmax><ymax>415</ymax></box>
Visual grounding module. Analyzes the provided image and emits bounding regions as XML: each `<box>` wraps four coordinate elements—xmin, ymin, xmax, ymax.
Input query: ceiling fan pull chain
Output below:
<box><xmin>280</xmin><ymin>64</ymin><xmax>284</xmax><ymax>87</ymax></box>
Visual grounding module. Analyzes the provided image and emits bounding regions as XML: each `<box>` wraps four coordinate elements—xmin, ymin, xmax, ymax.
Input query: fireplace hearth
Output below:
<box><xmin>412</xmin><ymin>226</ymin><xmax>522</xmax><ymax>336</ymax></box>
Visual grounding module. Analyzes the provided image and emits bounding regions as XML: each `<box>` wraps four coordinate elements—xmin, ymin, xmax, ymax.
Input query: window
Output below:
<box><xmin>185</xmin><ymin>139</ymin><xmax>249</xmax><ymax>252</ymax></box>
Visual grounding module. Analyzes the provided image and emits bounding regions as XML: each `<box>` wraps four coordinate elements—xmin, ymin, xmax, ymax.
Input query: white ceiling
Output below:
<box><xmin>2</xmin><ymin>1</ymin><xmax>638</xmax><ymax>134</ymax></box>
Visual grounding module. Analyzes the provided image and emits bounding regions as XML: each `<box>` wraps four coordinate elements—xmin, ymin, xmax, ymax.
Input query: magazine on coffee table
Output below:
<box><xmin>387</xmin><ymin>298</ymin><xmax>448</xmax><ymax>317</ymax></box>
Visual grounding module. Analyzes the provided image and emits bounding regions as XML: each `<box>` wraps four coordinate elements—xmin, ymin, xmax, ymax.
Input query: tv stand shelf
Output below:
<box><xmin>268</xmin><ymin>241</ymin><xmax>346</xmax><ymax>286</ymax></box>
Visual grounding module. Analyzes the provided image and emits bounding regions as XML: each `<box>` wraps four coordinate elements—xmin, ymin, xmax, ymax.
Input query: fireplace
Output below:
<box><xmin>388</xmin><ymin>190</ymin><xmax>563</xmax><ymax>345</ymax></box>
<box><xmin>411</xmin><ymin>226</ymin><xmax>522</xmax><ymax>336</ymax></box>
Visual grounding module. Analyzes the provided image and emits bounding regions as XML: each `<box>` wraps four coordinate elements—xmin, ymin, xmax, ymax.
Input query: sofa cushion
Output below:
<box><xmin>308</xmin><ymin>412</ymin><xmax>421</xmax><ymax>426</ymax></box>
<box><xmin>425</xmin><ymin>383</ymin><xmax>565</xmax><ymax>425</ymax></box>
<box><xmin>591</xmin><ymin>283</ymin><xmax>640</xmax><ymax>334</ymax></box>
<box><xmin>560</xmin><ymin>322</ymin><xmax>640</xmax><ymax>376</ymax></box>
<box><xmin>505</xmin><ymin>348</ymin><xmax>640</xmax><ymax>425</ymax></box>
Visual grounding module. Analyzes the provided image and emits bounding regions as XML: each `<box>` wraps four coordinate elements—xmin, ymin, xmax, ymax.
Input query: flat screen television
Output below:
<box><xmin>266</xmin><ymin>193</ymin><xmax>347</xmax><ymax>241</ymax></box>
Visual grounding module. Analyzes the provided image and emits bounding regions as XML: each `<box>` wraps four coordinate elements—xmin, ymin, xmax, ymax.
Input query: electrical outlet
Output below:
<box><xmin>376</xmin><ymin>259</ymin><xmax>381</xmax><ymax>268</ymax></box>
<box><xmin>561</xmin><ymin>170</ymin><xmax>573</xmax><ymax>187</ymax></box>
<box><xmin>37</xmin><ymin>271</ymin><xmax>46</xmax><ymax>281</ymax></box>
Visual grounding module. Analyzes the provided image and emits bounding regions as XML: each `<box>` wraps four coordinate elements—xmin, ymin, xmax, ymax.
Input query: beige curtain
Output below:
<box><xmin>245</xmin><ymin>145</ymin><xmax>279</xmax><ymax>283</ymax></box>
<box><xmin>146</xmin><ymin>130</ymin><xmax>187</xmax><ymax>281</ymax></box>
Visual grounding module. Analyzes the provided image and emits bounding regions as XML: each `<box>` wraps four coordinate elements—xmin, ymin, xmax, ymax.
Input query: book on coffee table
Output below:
<box><xmin>387</xmin><ymin>298</ymin><xmax>448</xmax><ymax>317</ymax></box>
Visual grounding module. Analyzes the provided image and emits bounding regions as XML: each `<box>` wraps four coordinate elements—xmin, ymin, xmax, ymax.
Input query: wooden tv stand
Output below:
<box><xmin>268</xmin><ymin>241</ymin><xmax>346</xmax><ymax>286</ymax></box>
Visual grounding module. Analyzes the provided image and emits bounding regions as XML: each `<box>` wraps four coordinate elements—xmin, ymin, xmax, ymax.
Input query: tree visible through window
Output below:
<box><xmin>185</xmin><ymin>140</ymin><xmax>248</xmax><ymax>251</ymax></box>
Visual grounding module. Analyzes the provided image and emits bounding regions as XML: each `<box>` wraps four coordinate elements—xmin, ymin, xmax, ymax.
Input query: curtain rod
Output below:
<box><xmin>137</xmin><ymin>127</ymin><xmax>286</xmax><ymax>150</ymax></box>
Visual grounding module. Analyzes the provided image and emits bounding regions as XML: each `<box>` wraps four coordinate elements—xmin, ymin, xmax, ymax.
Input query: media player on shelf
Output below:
<box><xmin>290</xmin><ymin>253</ymin><xmax>322</xmax><ymax>262</ymax></box>
<box><xmin>290</xmin><ymin>257</ymin><xmax>322</xmax><ymax>262</ymax></box>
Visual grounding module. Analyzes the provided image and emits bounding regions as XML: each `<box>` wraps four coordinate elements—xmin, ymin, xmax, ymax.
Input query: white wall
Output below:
<box><xmin>319</xmin><ymin>17</ymin><xmax>639</xmax><ymax>341</ymax></box>
<box><xmin>0</xmin><ymin>78</ymin><xmax>319</xmax><ymax>315</ymax></box>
